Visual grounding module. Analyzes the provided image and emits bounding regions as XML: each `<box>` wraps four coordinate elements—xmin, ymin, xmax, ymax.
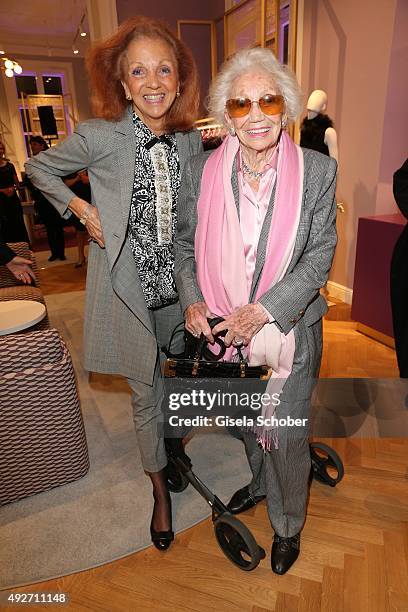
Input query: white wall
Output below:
<box><xmin>300</xmin><ymin>0</ymin><xmax>406</xmax><ymax>292</ymax></box>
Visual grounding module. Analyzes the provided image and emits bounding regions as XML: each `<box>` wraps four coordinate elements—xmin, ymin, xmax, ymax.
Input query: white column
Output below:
<box><xmin>86</xmin><ymin>0</ymin><xmax>118</xmax><ymax>42</ymax></box>
<box><xmin>1</xmin><ymin>71</ymin><xmax>27</xmax><ymax>176</ymax></box>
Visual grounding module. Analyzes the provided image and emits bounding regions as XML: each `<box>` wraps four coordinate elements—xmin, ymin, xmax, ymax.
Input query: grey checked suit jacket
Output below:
<box><xmin>25</xmin><ymin>109</ymin><xmax>202</xmax><ymax>384</ymax></box>
<box><xmin>174</xmin><ymin>147</ymin><xmax>337</xmax><ymax>400</ymax></box>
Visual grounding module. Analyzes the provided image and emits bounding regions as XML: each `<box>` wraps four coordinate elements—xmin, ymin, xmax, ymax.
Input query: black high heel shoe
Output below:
<box><xmin>150</xmin><ymin>495</ymin><xmax>174</xmax><ymax>551</ymax></box>
<box><xmin>150</xmin><ymin>525</ymin><xmax>174</xmax><ymax>550</ymax></box>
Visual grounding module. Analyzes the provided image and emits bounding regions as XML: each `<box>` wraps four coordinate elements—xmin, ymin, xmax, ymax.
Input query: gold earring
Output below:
<box><xmin>176</xmin><ymin>90</ymin><xmax>180</xmax><ymax>98</ymax></box>
<box><xmin>126</xmin><ymin>93</ymin><xmax>132</xmax><ymax>101</ymax></box>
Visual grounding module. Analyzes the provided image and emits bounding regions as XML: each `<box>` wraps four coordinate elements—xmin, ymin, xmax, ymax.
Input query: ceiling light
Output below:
<box><xmin>0</xmin><ymin>50</ymin><xmax>5</xmax><ymax>55</ymax></box>
<box><xmin>72</xmin><ymin>44</ymin><xmax>79</xmax><ymax>54</ymax></box>
<box><xmin>1</xmin><ymin>55</ymin><xmax>23</xmax><ymax>74</ymax></box>
<box><xmin>73</xmin><ymin>49</ymin><xmax>79</xmax><ymax>54</ymax></box>
<box><xmin>79</xmin><ymin>13</ymin><xmax>87</xmax><ymax>37</ymax></box>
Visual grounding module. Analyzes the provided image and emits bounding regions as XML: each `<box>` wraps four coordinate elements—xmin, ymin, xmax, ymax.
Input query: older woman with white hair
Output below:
<box><xmin>174</xmin><ymin>47</ymin><xmax>337</xmax><ymax>574</ymax></box>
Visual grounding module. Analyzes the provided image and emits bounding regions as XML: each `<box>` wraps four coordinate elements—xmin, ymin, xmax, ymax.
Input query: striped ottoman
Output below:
<box><xmin>0</xmin><ymin>328</ymin><xmax>89</xmax><ymax>505</ymax></box>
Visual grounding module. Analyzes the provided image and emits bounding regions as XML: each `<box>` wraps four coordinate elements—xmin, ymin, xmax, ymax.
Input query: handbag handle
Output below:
<box><xmin>196</xmin><ymin>317</ymin><xmax>245</xmax><ymax>364</ymax></box>
<box><xmin>161</xmin><ymin>320</ymin><xmax>224</xmax><ymax>359</ymax></box>
<box><xmin>161</xmin><ymin>321</ymin><xmax>185</xmax><ymax>358</ymax></box>
<box><xmin>162</xmin><ymin>317</ymin><xmax>229</xmax><ymax>361</ymax></box>
<box><xmin>196</xmin><ymin>317</ymin><xmax>226</xmax><ymax>362</ymax></box>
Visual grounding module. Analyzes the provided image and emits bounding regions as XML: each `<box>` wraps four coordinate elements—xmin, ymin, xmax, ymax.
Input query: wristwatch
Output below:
<box><xmin>79</xmin><ymin>204</ymin><xmax>92</xmax><ymax>225</ymax></box>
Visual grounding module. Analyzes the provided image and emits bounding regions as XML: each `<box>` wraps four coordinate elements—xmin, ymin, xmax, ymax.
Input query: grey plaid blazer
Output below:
<box><xmin>174</xmin><ymin>147</ymin><xmax>337</xmax><ymax>399</ymax></box>
<box><xmin>25</xmin><ymin>109</ymin><xmax>202</xmax><ymax>383</ymax></box>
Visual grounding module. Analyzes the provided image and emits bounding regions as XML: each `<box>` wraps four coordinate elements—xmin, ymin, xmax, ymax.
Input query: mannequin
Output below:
<box><xmin>300</xmin><ymin>90</ymin><xmax>338</xmax><ymax>165</ymax></box>
<box><xmin>301</xmin><ymin>91</ymin><xmax>340</xmax><ymax>304</ymax></box>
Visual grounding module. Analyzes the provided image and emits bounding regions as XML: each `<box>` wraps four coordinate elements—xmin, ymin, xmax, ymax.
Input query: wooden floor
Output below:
<box><xmin>3</xmin><ymin>264</ymin><xmax>406</xmax><ymax>612</ymax></box>
<box><xmin>37</xmin><ymin>260</ymin><xmax>87</xmax><ymax>295</ymax></box>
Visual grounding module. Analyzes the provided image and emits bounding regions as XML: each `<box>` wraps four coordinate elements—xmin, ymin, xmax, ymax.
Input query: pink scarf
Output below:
<box><xmin>195</xmin><ymin>131</ymin><xmax>304</xmax><ymax>450</ymax></box>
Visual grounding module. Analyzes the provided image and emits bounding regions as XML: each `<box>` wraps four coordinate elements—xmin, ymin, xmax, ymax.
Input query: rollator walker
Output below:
<box><xmin>163</xmin><ymin>320</ymin><xmax>344</xmax><ymax>571</ymax></box>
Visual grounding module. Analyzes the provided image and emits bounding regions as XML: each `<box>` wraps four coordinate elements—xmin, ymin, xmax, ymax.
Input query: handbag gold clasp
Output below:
<box><xmin>192</xmin><ymin>357</ymin><xmax>200</xmax><ymax>376</ymax></box>
<box><xmin>164</xmin><ymin>359</ymin><xmax>177</xmax><ymax>377</ymax></box>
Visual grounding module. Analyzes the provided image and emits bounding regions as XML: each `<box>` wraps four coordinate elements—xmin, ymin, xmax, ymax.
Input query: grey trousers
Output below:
<box><xmin>243</xmin><ymin>317</ymin><xmax>322</xmax><ymax>538</ymax></box>
<box><xmin>244</xmin><ymin>398</ymin><xmax>311</xmax><ymax>538</ymax></box>
<box><xmin>127</xmin><ymin>301</ymin><xmax>183</xmax><ymax>473</ymax></box>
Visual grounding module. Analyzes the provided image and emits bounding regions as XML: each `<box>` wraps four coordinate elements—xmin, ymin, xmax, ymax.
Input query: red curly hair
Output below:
<box><xmin>86</xmin><ymin>16</ymin><xmax>200</xmax><ymax>132</ymax></box>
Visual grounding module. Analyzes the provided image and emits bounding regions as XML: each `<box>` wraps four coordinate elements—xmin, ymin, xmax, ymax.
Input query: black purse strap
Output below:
<box><xmin>200</xmin><ymin>317</ymin><xmax>226</xmax><ymax>361</ymax></box>
<box><xmin>162</xmin><ymin>317</ymin><xmax>245</xmax><ymax>363</ymax></box>
<box><xmin>161</xmin><ymin>321</ymin><xmax>185</xmax><ymax>358</ymax></box>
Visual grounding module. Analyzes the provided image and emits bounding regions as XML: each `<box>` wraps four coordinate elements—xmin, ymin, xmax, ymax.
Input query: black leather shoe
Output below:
<box><xmin>227</xmin><ymin>485</ymin><xmax>265</xmax><ymax>515</ymax></box>
<box><xmin>150</xmin><ymin>525</ymin><xmax>174</xmax><ymax>551</ymax></box>
<box><xmin>150</xmin><ymin>496</ymin><xmax>174</xmax><ymax>551</ymax></box>
<box><xmin>164</xmin><ymin>438</ymin><xmax>192</xmax><ymax>493</ymax></box>
<box><xmin>271</xmin><ymin>532</ymin><xmax>300</xmax><ymax>575</ymax></box>
<box><xmin>164</xmin><ymin>460</ymin><xmax>186</xmax><ymax>492</ymax></box>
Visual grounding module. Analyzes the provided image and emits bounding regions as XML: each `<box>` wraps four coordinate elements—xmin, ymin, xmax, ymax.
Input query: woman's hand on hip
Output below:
<box><xmin>185</xmin><ymin>301</ymin><xmax>214</xmax><ymax>342</ymax></box>
<box><xmin>212</xmin><ymin>303</ymin><xmax>269</xmax><ymax>347</ymax></box>
<box><xmin>85</xmin><ymin>206</ymin><xmax>105</xmax><ymax>248</ymax></box>
<box><xmin>68</xmin><ymin>196</ymin><xmax>105</xmax><ymax>248</ymax></box>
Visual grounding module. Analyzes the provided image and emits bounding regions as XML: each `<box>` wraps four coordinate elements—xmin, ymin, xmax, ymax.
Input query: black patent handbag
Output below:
<box><xmin>162</xmin><ymin>317</ymin><xmax>269</xmax><ymax>379</ymax></box>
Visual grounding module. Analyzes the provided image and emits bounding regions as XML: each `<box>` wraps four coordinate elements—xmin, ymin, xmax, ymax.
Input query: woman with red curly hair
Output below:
<box><xmin>26</xmin><ymin>16</ymin><xmax>202</xmax><ymax>551</ymax></box>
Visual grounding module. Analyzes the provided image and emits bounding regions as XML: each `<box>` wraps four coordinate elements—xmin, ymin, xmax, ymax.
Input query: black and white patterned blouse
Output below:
<box><xmin>127</xmin><ymin>112</ymin><xmax>180</xmax><ymax>309</ymax></box>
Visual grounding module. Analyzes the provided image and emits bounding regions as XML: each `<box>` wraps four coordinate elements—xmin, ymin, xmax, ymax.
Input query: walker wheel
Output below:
<box><xmin>214</xmin><ymin>513</ymin><xmax>266</xmax><ymax>571</ymax></box>
<box><xmin>310</xmin><ymin>442</ymin><xmax>344</xmax><ymax>487</ymax></box>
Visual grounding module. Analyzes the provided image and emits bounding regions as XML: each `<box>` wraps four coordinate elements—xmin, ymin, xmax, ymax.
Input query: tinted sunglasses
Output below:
<box><xmin>226</xmin><ymin>94</ymin><xmax>285</xmax><ymax>118</ymax></box>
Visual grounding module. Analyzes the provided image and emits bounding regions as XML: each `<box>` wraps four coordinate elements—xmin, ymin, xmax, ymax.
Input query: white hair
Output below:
<box><xmin>207</xmin><ymin>47</ymin><xmax>303</xmax><ymax>126</ymax></box>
